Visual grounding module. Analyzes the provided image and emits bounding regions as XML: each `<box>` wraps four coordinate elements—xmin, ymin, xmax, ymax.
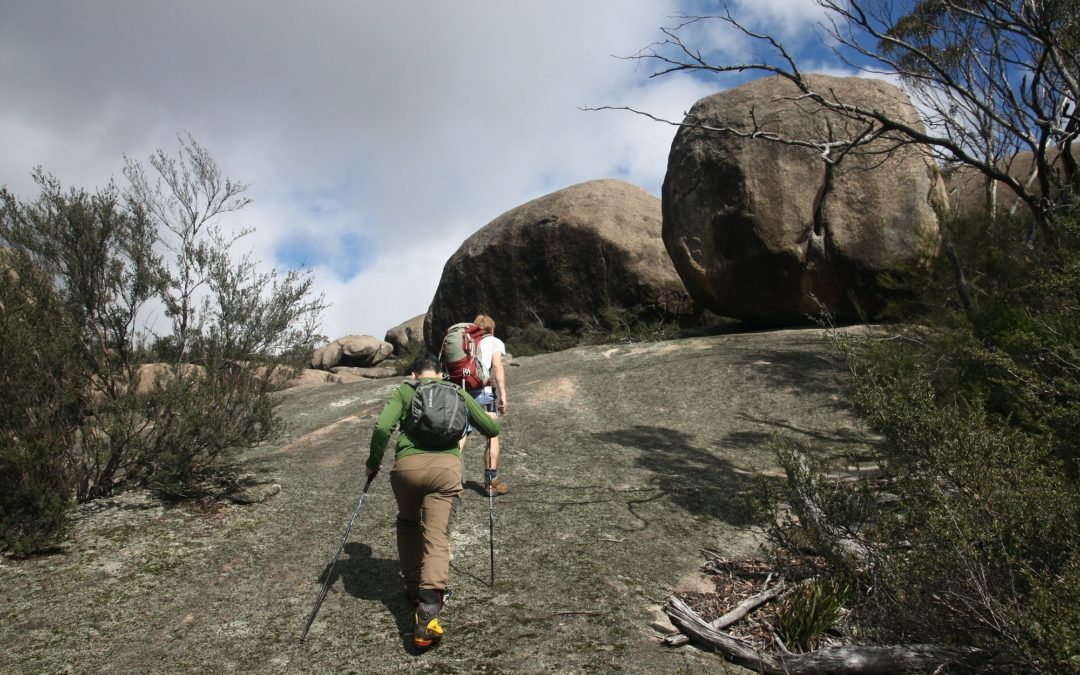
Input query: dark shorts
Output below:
<box><xmin>465</xmin><ymin>390</ymin><xmax>496</xmax><ymax>433</ymax></box>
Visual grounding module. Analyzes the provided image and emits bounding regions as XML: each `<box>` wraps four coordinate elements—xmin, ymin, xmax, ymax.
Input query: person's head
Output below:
<box><xmin>410</xmin><ymin>352</ymin><xmax>442</xmax><ymax>378</ymax></box>
<box><xmin>474</xmin><ymin>314</ymin><xmax>495</xmax><ymax>336</ymax></box>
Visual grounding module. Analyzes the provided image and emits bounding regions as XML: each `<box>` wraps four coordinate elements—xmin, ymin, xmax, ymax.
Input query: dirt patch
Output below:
<box><xmin>274</xmin><ymin>413</ymin><xmax>361</xmax><ymax>455</ymax></box>
<box><xmin>525</xmin><ymin>375</ymin><xmax>578</xmax><ymax>404</ymax></box>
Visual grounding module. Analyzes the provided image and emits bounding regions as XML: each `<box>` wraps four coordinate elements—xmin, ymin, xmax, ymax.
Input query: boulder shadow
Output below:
<box><xmin>593</xmin><ymin>425</ymin><xmax>778</xmax><ymax>526</ymax></box>
<box><xmin>723</xmin><ymin>413</ymin><xmax>883</xmax><ymax>461</ymax></box>
<box><xmin>741</xmin><ymin>347</ymin><xmax>851</xmax><ymax>408</ymax></box>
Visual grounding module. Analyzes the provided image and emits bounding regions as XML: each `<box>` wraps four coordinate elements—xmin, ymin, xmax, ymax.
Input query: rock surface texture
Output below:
<box><xmin>0</xmin><ymin>327</ymin><xmax>878</xmax><ymax>673</ymax></box>
<box><xmin>663</xmin><ymin>74</ymin><xmax>945</xmax><ymax>324</ymax></box>
<box><xmin>424</xmin><ymin>179</ymin><xmax>694</xmax><ymax>348</ymax></box>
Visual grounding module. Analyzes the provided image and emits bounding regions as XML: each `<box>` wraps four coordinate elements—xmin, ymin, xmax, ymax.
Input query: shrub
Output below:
<box><xmin>506</xmin><ymin>304</ymin><xmax>683</xmax><ymax>357</ymax></box>
<box><xmin>762</xmin><ymin>209</ymin><xmax>1080</xmax><ymax>673</ymax></box>
<box><xmin>774</xmin><ymin>577</ymin><xmax>854</xmax><ymax>653</ymax></box>
<box><xmin>0</xmin><ymin>137</ymin><xmax>326</xmax><ymax>551</ymax></box>
<box><xmin>0</xmin><ymin>250</ymin><xmax>79</xmax><ymax>554</ymax></box>
<box><xmin>505</xmin><ymin>323</ymin><xmax>581</xmax><ymax>357</ymax></box>
<box><xmin>391</xmin><ymin>340</ymin><xmax>426</xmax><ymax>377</ymax></box>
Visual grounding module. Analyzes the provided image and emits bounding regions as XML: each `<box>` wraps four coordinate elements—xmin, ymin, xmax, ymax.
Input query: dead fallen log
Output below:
<box><xmin>701</xmin><ymin>554</ymin><xmax>827</xmax><ymax>581</ymax></box>
<box><xmin>663</xmin><ymin>578</ymin><xmax>789</xmax><ymax>647</ymax></box>
<box><xmin>699</xmin><ymin>552</ymin><xmax>776</xmax><ymax>578</ymax></box>
<box><xmin>664</xmin><ymin>596</ymin><xmax>981</xmax><ymax>674</ymax></box>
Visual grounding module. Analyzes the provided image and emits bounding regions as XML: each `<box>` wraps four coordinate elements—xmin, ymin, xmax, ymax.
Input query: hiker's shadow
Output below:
<box><xmin>462</xmin><ymin>479</ymin><xmax>490</xmax><ymax>496</ymax></box>
<box><xmin>321</xmin><ymin>542</ymin><xmax>419</xmax><ymax>654</ymax></box>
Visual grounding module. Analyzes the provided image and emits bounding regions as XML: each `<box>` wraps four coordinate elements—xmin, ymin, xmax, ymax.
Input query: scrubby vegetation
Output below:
<box><xmin>0</xmin><ymin>136</ymin><xmax>325</xmax><ymax>555</ymax></box>
<box><xmin>761</xmin><ymin>210</ymin><xmax>1080</xmax><ymax>673</ymax></box>
<box><xmin>506</xmin><ymin>304</ymin><xmax>697</xmax><ymax>357</ymax></box>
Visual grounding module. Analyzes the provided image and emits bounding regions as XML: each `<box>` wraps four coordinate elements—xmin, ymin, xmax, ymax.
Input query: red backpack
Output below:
<box><xmin>439</xmin><ymin>322</ymin><xmax>489</xmax><ymax>390</ymax></box>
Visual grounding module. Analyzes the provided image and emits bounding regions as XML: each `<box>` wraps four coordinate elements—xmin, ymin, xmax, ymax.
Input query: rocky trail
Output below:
<box><xmin>0</xmin><ymin>328</ymin><xmax>877</xmax><ymax>674</ymax></box>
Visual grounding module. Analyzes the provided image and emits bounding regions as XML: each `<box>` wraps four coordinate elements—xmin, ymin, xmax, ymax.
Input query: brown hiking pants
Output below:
<box><xmin>390</xmin><ymin>451</ymin><xmax>462</xmax><ymax>593</ymax></box>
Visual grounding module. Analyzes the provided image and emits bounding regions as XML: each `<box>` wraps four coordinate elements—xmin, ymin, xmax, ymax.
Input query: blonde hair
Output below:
<box><xmin>473</xmin><ymin>314</ymin><xmax>496</xmax><ymax>335</ymax></box>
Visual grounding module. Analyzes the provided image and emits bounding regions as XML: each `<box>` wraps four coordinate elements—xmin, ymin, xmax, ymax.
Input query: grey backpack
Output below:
<box><xmin>405</xmin><ymin>380</ymin><xmax>468</xmax><ymax>447</ymax></box>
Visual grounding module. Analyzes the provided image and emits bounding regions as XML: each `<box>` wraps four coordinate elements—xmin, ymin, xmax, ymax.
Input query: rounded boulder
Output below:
<box><xmin>384</xmin><ymin>314</ymin><xmax>425</xmax><ymax>355</ymax></box>
<box><xmin>662</xmin><ymin>74</ymin><xmax>945</xmax><ymax>324</ymax></box>
<box><xmin>424</xmin><ymin>179</ymin><xmax>694</xmax><ymax>348</ymax></box>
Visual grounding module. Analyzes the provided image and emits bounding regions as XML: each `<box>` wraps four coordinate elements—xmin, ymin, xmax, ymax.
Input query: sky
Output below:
<box><xmin>0</xmin><ymin>0</ymin><xmax>852</xmax><ymax>342</ymax></box>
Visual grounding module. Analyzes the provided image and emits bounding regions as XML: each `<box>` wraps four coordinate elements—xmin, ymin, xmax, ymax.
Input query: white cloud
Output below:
<box><xmin>1</xmin><ymin>0</ymin><xmax>826</xmax><ymax>340</ymax></box>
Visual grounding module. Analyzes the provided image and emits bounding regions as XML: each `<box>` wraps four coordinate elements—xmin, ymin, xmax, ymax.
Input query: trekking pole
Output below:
<box><xmin>488</xmin><ymin>481</ymin><xmax>496</xmax><ymax>587</ymax></box>
<box><xmin>299</xmin><ymin>474</ymin><xmax>375</xmax><ymax>643</ymax></box>
<box><xmin>486</xmin><ymin>444</ymin><xmax>496</xmax><ymax>588</ymax></box>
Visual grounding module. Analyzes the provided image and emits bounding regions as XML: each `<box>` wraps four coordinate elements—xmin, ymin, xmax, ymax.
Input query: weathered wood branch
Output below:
<box><xmin>784</xmin><ymin>450</ymin><xmax>871</xmax><ymax>564</ymax></box>
<box><xmin>663</xmin><ymin>578</ymin><xmax>789</xmax><ymax>647</ymax></box>
<box><xmin>700</xmin><ymin>551</ymin><xmax>775</xmax><ymax>578</ymax></box>
<box><xmin>665</xmin><ymin>595</ymin><xmax>982</xmax><ymax>674</ymax></box>
<box><xmin>945</xmin><ymin>246</ymin><xmax>976</xmax><ymax>312</ymax></box>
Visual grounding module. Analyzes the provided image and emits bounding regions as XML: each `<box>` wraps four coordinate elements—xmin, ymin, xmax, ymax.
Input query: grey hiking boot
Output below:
<box><xmin>413</xmin><ymin>589</ymin><xmax>448</xmax><ymax>648</ymax></box>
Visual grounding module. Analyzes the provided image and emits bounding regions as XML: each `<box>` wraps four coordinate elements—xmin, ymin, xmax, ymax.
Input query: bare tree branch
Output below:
<box><xmin>606</xmin><ymin>0</ymin><xmax>1080</xmax><ymax>238</ymax></box>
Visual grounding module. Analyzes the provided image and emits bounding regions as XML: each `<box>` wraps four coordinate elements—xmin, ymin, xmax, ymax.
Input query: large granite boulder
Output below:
<box><xmin>424</xmin><ymin>179</ymin><xmax>694</xmax><ymax>349</ymax></box>
<box><xmin>133</xmin><ymin>363</ymin><xmax>206</xmax><ymax>395</ymax></box>
<box><xmin>663</xmin><ymin>74</ymin><xmax>946</xmax><ymax>324</ymax></box>
<box><xmin>945</xmin><ymin>146</ymin><xmax>1078</xmax><ymax>218</ymax></box>
<box><xmin>310</xmin><ymin>341</ymin><xmax>343</xmax><ymax>370</ymax></box>
<box><xmin>310</xmin><ymin>335</ymin><xmax>393</xmax><ymax>370</ymax></box>
<box><xmin>384</xmin><ymin>314</ymin><xmax>425</xmax><ymax>355</ymax></box>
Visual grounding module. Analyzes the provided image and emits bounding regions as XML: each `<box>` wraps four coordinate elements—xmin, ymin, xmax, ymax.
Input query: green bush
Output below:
<box><xmin>505</xmin><ymin>323</ymin><xmax>581</xmax><ymax>357</ymax></box>
<box><xmin>506</xmin><ymin>304</ymin><xmax>684</xmax><ymax>357</ymax></box>
<box><xmin>763</xmin><ymin>210</ymin><xmax>1080</xmax><ymax>673</ymax></box>
<box><xmin>391</xmin><ymin>340</ymin><xmax>426</xmax><ymax>377</ymax></box>
<box><xmin>0</xmin><ymin>251</ymin><xmax>79</xmax><ymax>554</ymax></box>
<box><xmin>774</xmin><ymin>577</ymin><xmax>853</xmax><ymax>652</ymax></box>
<box><xmin>0</xmin><ymin>137</ymin><xmax>325</xmax><ymax>551</ymax></box>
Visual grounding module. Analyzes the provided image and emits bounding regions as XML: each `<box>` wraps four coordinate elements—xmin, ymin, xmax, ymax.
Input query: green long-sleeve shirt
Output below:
<box><xmin>367</xmin><ymin>378</ymin><xmax>500</xmax><ymax>471</ymax></box>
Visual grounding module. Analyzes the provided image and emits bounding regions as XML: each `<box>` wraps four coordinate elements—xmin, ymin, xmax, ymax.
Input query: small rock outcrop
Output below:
<box><xmin>133</xmin><ymin>363</ymin><xmax>206</xmax><ymax>395</ymax></box>
<box><xmin>424</xmin><ymin>179</ymin><xmax>695</xmax><ymax>348</ymax></box>
<box><xmin>311</xmin><ymin>335</ymin><xmax>393</xmax><ymax>370</ymax></box>
<box><xmin>229</xmin><ymin>481</ymin><xmax>282</xmax><ymax>505</ymax></box>
<box><xmin>384</xmin><ymin>314</ymin><xmax>425</xmax><ymax>355</ymax></box>
<box><xmin>330</xmin><ymin>366</ymin><xmax>397</xmax><ymax>379</ymax></box>
<box><xmin>279</xmin><ymin>368</ymin><xmax>333</xmax><ymax>389</ymax></box>
<box><xmin>663</xmin><ymin>74</ymin><xmax>945</xmax><ymax>324</ymax></box>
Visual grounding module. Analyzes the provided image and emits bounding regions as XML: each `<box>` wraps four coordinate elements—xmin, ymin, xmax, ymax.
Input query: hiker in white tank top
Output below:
<box><xmin>466</xmin><ymin>315</ymin><xmax>509</xmax><ymax>494</ymax></box>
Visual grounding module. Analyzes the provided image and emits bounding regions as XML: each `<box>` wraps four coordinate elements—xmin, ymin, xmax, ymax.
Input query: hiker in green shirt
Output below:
<box><xmin>366</xmin><ymin>352</ymin><xmax>499</xmax><ymax>648</ymax></box>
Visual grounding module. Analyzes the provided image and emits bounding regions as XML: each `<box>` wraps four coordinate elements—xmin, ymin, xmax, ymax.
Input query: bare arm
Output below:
<box><xmin>491</xmin><ymin>352</ymin><xmax>507</xmax><ymax>414</ymax></box>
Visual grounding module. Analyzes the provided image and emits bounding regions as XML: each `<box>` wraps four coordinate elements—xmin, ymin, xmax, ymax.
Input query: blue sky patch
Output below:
<box><xmin>274</xmin><ymin>230</ymin><xmax>373</xmax><ymax>280</ymax></box>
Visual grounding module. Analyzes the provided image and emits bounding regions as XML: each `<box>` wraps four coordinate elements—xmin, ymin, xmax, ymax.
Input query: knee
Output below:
<box><xmin>396</xmin><ymin>516</ymin><xmax>421</xmax><ymax>533</ymax></box>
